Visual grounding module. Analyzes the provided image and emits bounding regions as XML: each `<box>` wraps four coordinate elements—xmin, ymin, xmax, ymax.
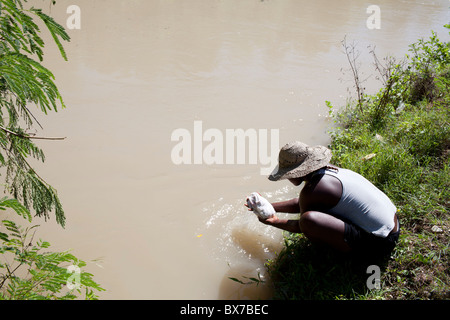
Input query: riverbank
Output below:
<box><xmin>266</xmin><ymin>27</ymin><xmax>449</xmax><ymax>300</ymax></box>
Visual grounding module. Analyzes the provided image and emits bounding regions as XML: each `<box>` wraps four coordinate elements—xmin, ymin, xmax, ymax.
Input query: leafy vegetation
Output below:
<box><xmin>0</xmin><ymin>215</ymin><xmax>103</xmax><ymax>300</ymax></box>
<box><xmin>0</xmin><ymin>0</ymin><xmax>104</xmax><ymax>299</ymax></box>
<box><xmin>266</xmin><ymin>26</ymin><xmax>449</xmax><ymax>300</ymax></box>
<box><xmin>0</xmin><ymin>0</ymin><xmax>68</xmax><ymax>226</ymax></box>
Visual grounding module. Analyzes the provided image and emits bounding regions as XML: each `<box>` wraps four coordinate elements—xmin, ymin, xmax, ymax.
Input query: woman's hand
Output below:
<box><xmin>259</xmin><ymin>214</ymin><xmax>279</xmax><ymax>225</ymax></box>
<box><xmin>244</xmin><ymin>199</ymin><xmax>252</xmax><ymax>211</ymax></box>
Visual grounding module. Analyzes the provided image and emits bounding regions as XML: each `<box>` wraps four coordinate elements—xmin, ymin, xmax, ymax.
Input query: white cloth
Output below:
<box><xmin>246</xmin><ymin>192</ymin><xmax>275</xmax><ymax>220</ymax></box>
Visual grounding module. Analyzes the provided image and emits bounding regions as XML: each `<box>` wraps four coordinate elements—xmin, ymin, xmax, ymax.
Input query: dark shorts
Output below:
<box><xmin>344</xmin><ymin>221</ymin><xmax>400</xmax><ymax>258</ymax></box>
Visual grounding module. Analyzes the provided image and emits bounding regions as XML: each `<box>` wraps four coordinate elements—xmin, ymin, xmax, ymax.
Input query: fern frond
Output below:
<box><xmin>0</xmin><ymin>52</ymin><xmax>64</xmax><ymax>114</ymax></box>
<box><xmin>30</xmin><ymin>8</ymin><xmax>70</xmax><ymax>61</ymax></box>
<box><xmin>0</xmin><ymin>197</ymin><xmax>31</xmax><ymax>221</ymax></box>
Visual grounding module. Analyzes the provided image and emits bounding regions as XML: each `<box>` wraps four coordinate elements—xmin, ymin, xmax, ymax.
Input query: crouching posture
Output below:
<box><xmin>248</xmin><ymin>141</ymin><xmax>400</xmax><ymax>258</ymax></box>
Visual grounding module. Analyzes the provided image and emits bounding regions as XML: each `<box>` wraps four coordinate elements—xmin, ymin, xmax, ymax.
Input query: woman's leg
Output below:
<box><xmin>299</xmin><ymin>211</ymin><xmax>351</xmax><ymax>253</ymax></box>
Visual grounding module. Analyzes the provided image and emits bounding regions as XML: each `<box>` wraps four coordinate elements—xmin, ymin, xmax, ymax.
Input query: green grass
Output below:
<box><xmin>265</xmin><ymin>28</ymin><xmax>450</xmax><ymax>300</ymax></box>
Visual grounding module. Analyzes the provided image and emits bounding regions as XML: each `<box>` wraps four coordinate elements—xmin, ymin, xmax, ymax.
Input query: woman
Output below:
<box><xmin>248</xmin><ymin>141</ymin><xmax>400</xmax><ymax>257</ymax></box>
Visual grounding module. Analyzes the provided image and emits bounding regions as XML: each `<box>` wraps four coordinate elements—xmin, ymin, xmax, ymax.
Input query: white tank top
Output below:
<box><xmin>319</xmin><ymin>168</ymin><xmax>397</xmax><ymax>237</ymax></box>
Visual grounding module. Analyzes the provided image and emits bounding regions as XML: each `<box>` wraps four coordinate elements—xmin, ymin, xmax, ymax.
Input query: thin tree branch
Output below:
<box><xmin>342</xmin><ymin>36</ymin><xmax>365</xmax><ymax>113</ymax></box>
<box><xmin>0</xmin><ymin>125</ymin><xmax>66</xmax><ymax>140</ymax></box>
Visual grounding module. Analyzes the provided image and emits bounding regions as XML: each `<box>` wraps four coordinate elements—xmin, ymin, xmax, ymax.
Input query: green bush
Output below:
<box><xmin>267</xmin><ymin>26</ymin><xmax>450</xmax><ymax>300</ymax></box>
<box><xmin>0</xmin><ymin>217</ymin><xmax>104</xmax><ymax>300</ymax></box>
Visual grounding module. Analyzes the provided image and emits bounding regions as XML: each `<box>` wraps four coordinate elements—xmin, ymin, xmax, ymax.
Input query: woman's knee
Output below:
<box><xmin>299</xmin><ymin>211</ymin><xmax>321</xmax><ymax>236</ymax></box>
<box><xmin>299</xmin><ymin>211</ymin><xmax>350</xmax><ymax>252</ymax></box>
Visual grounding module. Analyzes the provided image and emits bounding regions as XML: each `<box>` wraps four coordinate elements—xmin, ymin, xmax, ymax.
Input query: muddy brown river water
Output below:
<box><xmin>8</xmin><ymin>0</ymin><xmax>449</xmax><ymax>299</ymax></box>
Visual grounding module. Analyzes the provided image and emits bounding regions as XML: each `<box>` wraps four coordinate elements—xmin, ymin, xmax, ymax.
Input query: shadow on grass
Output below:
<box><xmin>267</xmin><ymin>235</ymin><xmax>392</xmax><ymax>300</ymax></box>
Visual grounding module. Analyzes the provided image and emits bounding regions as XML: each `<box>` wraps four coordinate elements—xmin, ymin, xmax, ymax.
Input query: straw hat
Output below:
<box><xmin>268</xmin><ymin>141</ymin><xmax>332</xmax><ymax>181</ymax></box>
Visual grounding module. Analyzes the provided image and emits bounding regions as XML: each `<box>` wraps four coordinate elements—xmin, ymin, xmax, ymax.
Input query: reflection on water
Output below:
<box><xmin>20</xmin><ymin>0</ymin><xmax>450</xmax><ymax>299</ymax></box>
<box><xmin>201</xmin><ymin>192</ymin><xmax>290</xmax><ymax>299</ymax></box>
